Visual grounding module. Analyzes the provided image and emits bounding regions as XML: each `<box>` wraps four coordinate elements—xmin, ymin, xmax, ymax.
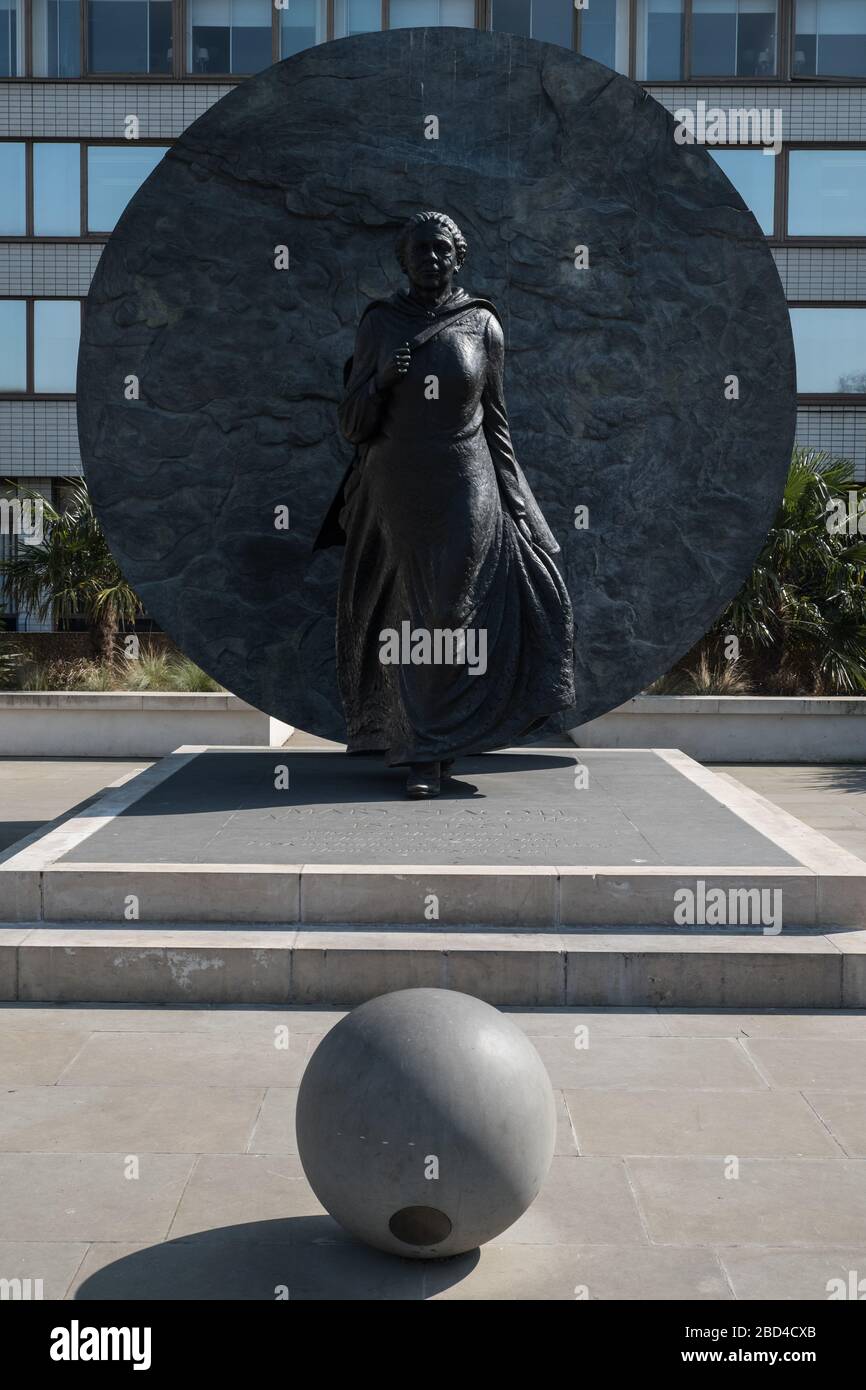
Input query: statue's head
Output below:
<box><xmin>395</xmin><ymin>211</ymin><xmax>467</xmax><ymax>295</ymax></box>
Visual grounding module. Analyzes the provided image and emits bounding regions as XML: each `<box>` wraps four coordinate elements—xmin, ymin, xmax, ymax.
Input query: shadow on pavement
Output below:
<box><xmin>73</xmin><ymin>1217</ymin><xmax>479</xmax><ymax>1300</ymax></box>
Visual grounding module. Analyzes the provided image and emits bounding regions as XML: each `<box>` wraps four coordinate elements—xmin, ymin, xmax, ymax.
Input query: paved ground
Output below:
<box><xmin>2</xmin><ymin>753</ymin><xmax>865</xmax><ymax>865</ymax></box>
<box><xmin>1</xmin><ymin>752</ymin><xmax>865</xmax><ymax>1298</ymax></box>
<box><xmin>710</xmin><ymin>764</ymin><xmax>866</xmax><ymax>866</ymax></box>
<box><xmin>0</xmin><ymin>758</ymin><xmax>153</xmax><ymax>855</ymax></box>
<box><xmin>1</xmin><ymin>1002</ymin><xmax>865</xmax><ymax>1300</ymax></box>
<box><xmin>57</xmin><ymin>749</ymin><xmax>799</xmax><ymax>868</ymax></box>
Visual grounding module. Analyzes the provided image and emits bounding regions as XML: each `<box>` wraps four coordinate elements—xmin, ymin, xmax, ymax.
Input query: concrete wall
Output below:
<box><xmin>0</xmin><ymin>692</ymin><xmax>293</xmax><ymax>756</ymax></box>
<box><xmin>571</xmin><ymin>696</ymin><xmax>866</xmax><ymax>763</ymax></box>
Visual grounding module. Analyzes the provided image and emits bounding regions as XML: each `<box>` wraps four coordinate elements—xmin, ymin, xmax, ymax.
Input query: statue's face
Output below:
<box><xmin>405</xmin><ymin>223</ymin><xmax>458</xmax><ymax>294</ymax></box>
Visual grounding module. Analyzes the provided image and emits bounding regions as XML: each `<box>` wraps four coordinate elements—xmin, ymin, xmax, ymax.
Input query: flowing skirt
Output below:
<box><xmin>335</xmin><ymin>429</ymin><xmax>575</xmax><ymax>765</ymax></box>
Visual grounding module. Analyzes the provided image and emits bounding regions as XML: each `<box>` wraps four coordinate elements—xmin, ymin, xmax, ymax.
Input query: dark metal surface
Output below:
<box><xmin>78</xmin><ymin>30</ymin><xmax>796</xmax><ymax>741</ymax></box>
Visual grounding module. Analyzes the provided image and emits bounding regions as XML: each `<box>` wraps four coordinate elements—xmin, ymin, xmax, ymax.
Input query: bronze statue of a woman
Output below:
<box><xmin>315</xmin><ymin>211</ymin><xmax>575</xmax><ymax>798</ymax></box>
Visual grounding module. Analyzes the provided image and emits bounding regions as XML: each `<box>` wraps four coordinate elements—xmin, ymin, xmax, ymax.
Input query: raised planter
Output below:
<box><xmin>571</xmin><ymin>695</ymin><xmax>866</xmax><ymax>763</ymax></box>
<box><xmin>0</xmin><ymin>692</ymin><xmax>293</xmax><ymax>757</ymax></box>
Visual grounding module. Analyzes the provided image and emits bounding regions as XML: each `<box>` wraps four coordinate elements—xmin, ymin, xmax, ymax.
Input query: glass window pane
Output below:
<box><xmin>788</xmin><ymin>150</ymin><xmax>866</xmax><ymax>236</ymax></box>
<box><xmin>87</xmin><ymin>145</ymin><xmax>168</xmax><ymax>231</ymax></box>
<box><xmin>89</xmin><ymin>0</ymin><xmax>147</xmax><ymax>71</ymax></box>
<box><xmin>33</xmin><ymin>144</ymin><xmax>81</xmax><ymax>236</ymax></box>
<box><xmin>580</xmin><ymin>0</ymin><xmax>630</xmax><ymax>74</ymax></box>
<box><xmin>148</xmin><ymin>0</ymin><xmax>172</xmax><ymax>70</ymax></box>
<box><xmin>32</xmin><ymin>0</ymin><xmax>82</xmax><ymax>77</ymax></box>
<box><xmin>231</xmin><ymin>0</ymin><xmax>271</xmax><ymax>71</ymax></box>
<box><xmin>439</xmin><ymin>0</ymin><xmax>474</xmax><ymax>20</ymax></box>
<box><xmin>709</xmin><ymin>148</ymin><xmax>775</xmax><ymax>236</ymax></box>
<box><xmin>35</xmin><ymin>301</ymin><xmax>80</xmax><ymax>393</ymax></box>
<box><xmin>0</xmin><ymin>0</ymin><xmax>23</xmax><ymax>76</ymax></box>
<box><xmin>0</xmin><ymin>143</ymin><xmax>26</xmax><ymax>235</ymax></box>
<box><xmin>88</xmin><ymin>0</ymin><xmax>172</xmax><ymax>74</ymax></box>
<box><xmin>637</xmin><ymin>0</ymin><xmax>684</xmax><ymax>79</ymax></box>
<box><xmin>190</xmin><ymin>0</ymin><xmax>229</xmax><ymax>70</ymax></box>
<box><xmin>491</xmin><ymin>0</ymin><xmax>573</xmax><ymax>48</ymax></box>
<box><xmin>189</xmin><ymin>0</ymin><xmax>271</xmax><ymax>74</ymax></box>
<box><xmin>795</xmin><ymin>0</ymin><xmax>866</xmax><ymax>79</ymax></box>
<box><xmin>0</xmin><ymin>301</ymin><xmax>27</xmax><ymax>392</ymax></box>
<box><xmin>790</xmin><ymin>308</ymin><xmax>866</xmax><ymax>394</ymax></box>
<box><xmin>692</xmin><ymin>0</ymin><xmax>777</xmax><ymax>78</ymax></box>
<box><xmin>389</xmin><ymin>0</ymin><xmax>473</xmax><ymax>25</ymax></box>
<box><xmin>279</xmin><ymin>0</ymin><xmax>326</xmax><ymax>56</ymax></box>
<box><xmin>333</xmin><ymin>0</ymin><xmax>379</xmax><ymax>33</ymax></box>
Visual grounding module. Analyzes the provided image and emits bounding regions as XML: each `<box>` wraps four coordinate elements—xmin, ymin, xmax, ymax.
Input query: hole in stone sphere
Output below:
<box><xmin>389</xmin><ymin>1206</ymin><xmax>453</xmax><ymax>1246</ymax></box>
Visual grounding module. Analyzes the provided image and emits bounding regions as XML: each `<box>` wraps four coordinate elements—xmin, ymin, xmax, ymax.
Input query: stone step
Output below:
<box><xmin>2</xmin><ymin>926</ymin><xmax>864</xmax><ymax>1009</ymax></box>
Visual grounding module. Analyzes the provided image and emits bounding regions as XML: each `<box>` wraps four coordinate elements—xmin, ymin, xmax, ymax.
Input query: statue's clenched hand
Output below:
<box><xmin>376</xmin><ymin>343</ymin><xmax>412</xmax><ymax>391</ymax></box>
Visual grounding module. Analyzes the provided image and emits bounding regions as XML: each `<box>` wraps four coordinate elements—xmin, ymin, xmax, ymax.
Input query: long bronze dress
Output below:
<box><xmin>315</xmin><ymin>286</ymin><xmax>575</xmax><ymax>765</ymax></box>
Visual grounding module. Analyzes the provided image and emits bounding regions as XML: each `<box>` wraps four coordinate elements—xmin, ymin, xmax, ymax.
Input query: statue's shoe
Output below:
<box><xmin>406</xmin><ymin>761</ymin><xmax>441</xmax><ymax>798</ymax></box>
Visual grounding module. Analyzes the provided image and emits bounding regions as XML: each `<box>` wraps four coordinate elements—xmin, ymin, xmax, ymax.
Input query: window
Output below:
<box><xmin>636</xmin><ymin>0</ymin><xmax>684</xmax><ymax>80</ymax></box>
<box><xmin>794</xmin><ymin>0</ymin><xmax>866</xmax><ymax>79</ymax></box>
<box><xmin>709</xmin><ymin>148</ymin><xmax>775</xmax><ymax>236</ymax></box>
<box><xmin>389</xmin><ymin>0</ymin><xmax>474</xmax><ymax>26</ymax></box>
<box><xmin>0</xmin><ymin>144</ymin><xmax>26</xmax><ymax>235</ymax></box>
<box><xmin>790</xmin><ymin>308</ymin><xmax>866</xmax><ymax>394</ymax></box>
<box><xmin>0</xmin><ymin>302</ymin><xmax>27</xmax><ymax>392</ymax></box>
<box><xmin>87</xmin><ymin>145</ymin><xmax>169</xmax><ymax>231</ymax></box>
<box><xmin>788</xmin><ymin>150</ymin><xmax>866</xmax><ymax>237</ymax></box>
<box><xmin>0</xmin><ymin>142</ymin><xmax>169</xmax><ymax>238</ymax></box>
<box><xmin>692</xmin><ymin>0</ymin><xmax>777</xmax><ymax>77</ymax></box>
<box><xmin>279</xmin><ymin>0</ymin><xmax>326</xmax><ymax>57</ymax></box>
<box><xmin>0</xmin><ymin>300</ymin><xmax>81</xmax><ymax>394</ymax></box>
<box><xmin>490</xmin><ymin>0</ymin><xmax>573</xmax><ymax>49</ymax></box>
<box><xmin>34</xmin><ymin>301</ymin><xmax>81</xmax><ymax>392</ymax></box>
<box><xmin>88</xmin><ymin>0</ymin><xmax>172</xmax><ymax>73</ymax></box>
<box><xmin>0</xmin><ymin>0</ymin><xmax>23</xmax><ymax>75</ymax></box>
<box><xmin>579</xmin><ymin>0</ymin><xmax>630</xmax><ymax>75</ymax></box>
<box><xmin>188</xmin><ymin>0</ymin><xmax>272</xmax><ymax>74</ymax></box>
<box><xmin>333</xmin><ymin>0</ymin><xmax>380</xmax><ymax>35</ymax></box>
<box><xmin>34</xmin><ymin>144</ymin><xmax>81</xmax><ymax>235</ymax></box>
<box><xmin>32</xmin><ymin>0</ymin><xmax>81</xmax><ymax>77</ymax></box>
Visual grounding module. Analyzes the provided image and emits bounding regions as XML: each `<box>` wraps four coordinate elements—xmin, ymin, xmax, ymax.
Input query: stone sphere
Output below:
<box><xmin>295</xmin><ymin>988</ymin><xmax>556</xmax><ymax>1258</ymax></box>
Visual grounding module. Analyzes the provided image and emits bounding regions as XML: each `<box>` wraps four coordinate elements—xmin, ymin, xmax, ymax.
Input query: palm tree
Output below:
<box><xmin>685</xmin><ymin>448</ymin><xmax>866</xmax><ymax>694</ymax></box>
<box><xmin>0</xmin><ymin>480</ymin><xmax>142</xmax><ymax>659</ymax></box>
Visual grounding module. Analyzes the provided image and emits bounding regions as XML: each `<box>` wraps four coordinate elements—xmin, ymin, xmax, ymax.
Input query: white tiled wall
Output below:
<box><xmin>0</xmin><ymin>403</ymin><xmax>82</xmax><ymax>476</ymax></box>
<box><xmin>0</xmin><ymin>82</ymin><xmax>234</xmax><ymax>138</ymax></box>
<box><xmin>648</xmin><ymin>85</ymin><xmax>866</xmax><ymax>141</ymax></box>
<box><xmin>0</xmin><ymin>243</ymin><xmax>104</xmax><ymax>295</ymax></box>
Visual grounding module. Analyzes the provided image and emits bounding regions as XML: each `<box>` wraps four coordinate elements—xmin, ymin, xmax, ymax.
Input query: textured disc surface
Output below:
<box><xmin>77</xmin><ymin>28</ymin><xmax>796</xmax><ymax>737</ymax></box>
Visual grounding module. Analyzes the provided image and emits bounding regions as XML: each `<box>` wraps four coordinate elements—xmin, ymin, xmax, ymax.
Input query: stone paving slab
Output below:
<box><xmin>628</xmin><ymin>1157</ymin><xmax>866</xmax><ymax>1246</ymax></box>
<box><xmin>2</xmin><ymin>1002</ymin><xmax>866</xmax><ymax>1300</ymax></box>
<box><xmin>740</xmin><ymin>1038</ymin><xmax>866</xmax><ymax>1090</ymax></box>
<box><xmin>803</xmin><ymin>1094</ymin><xmax>866</xmax><ymax>1157</ymax></box>
<box><xmin>564</xmin><ymin>1089</ymin><xmax>840</xmax><ymax>1156</ymax></box>
<box><xmin>0</xmin><ymin>1152</ymin><xmax>194</xmax><ymax>1243</ymax></box>
<box><xmin>54</xmin><ymin>750</ymin><xmax>802</xmax><ymax>869</ymax></box>
<box><xmin>56</xmin><ymin>1030</ymin><xmax>319</xmax><ymax>1089</ymax></box>
<box><xmin>0</xmin><ymin>758</ymin><xmax>152</xmax><ymax>856</ymax></box>
<box><xmin>718</xmin><ymin>1247</ymin><xmax>866</xmax><ymax>1302</ymax></box>
<box><xmin>0</xmin><ymin>1085</ymin><xmax>266</xmax><ymax>1155</ymax></box>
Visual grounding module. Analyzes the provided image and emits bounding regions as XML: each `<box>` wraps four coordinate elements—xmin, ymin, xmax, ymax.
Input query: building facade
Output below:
<box><xmin>1</xmin><ymin>0</ymin><xmax>865</xmax><ymax>629</ymax></box>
